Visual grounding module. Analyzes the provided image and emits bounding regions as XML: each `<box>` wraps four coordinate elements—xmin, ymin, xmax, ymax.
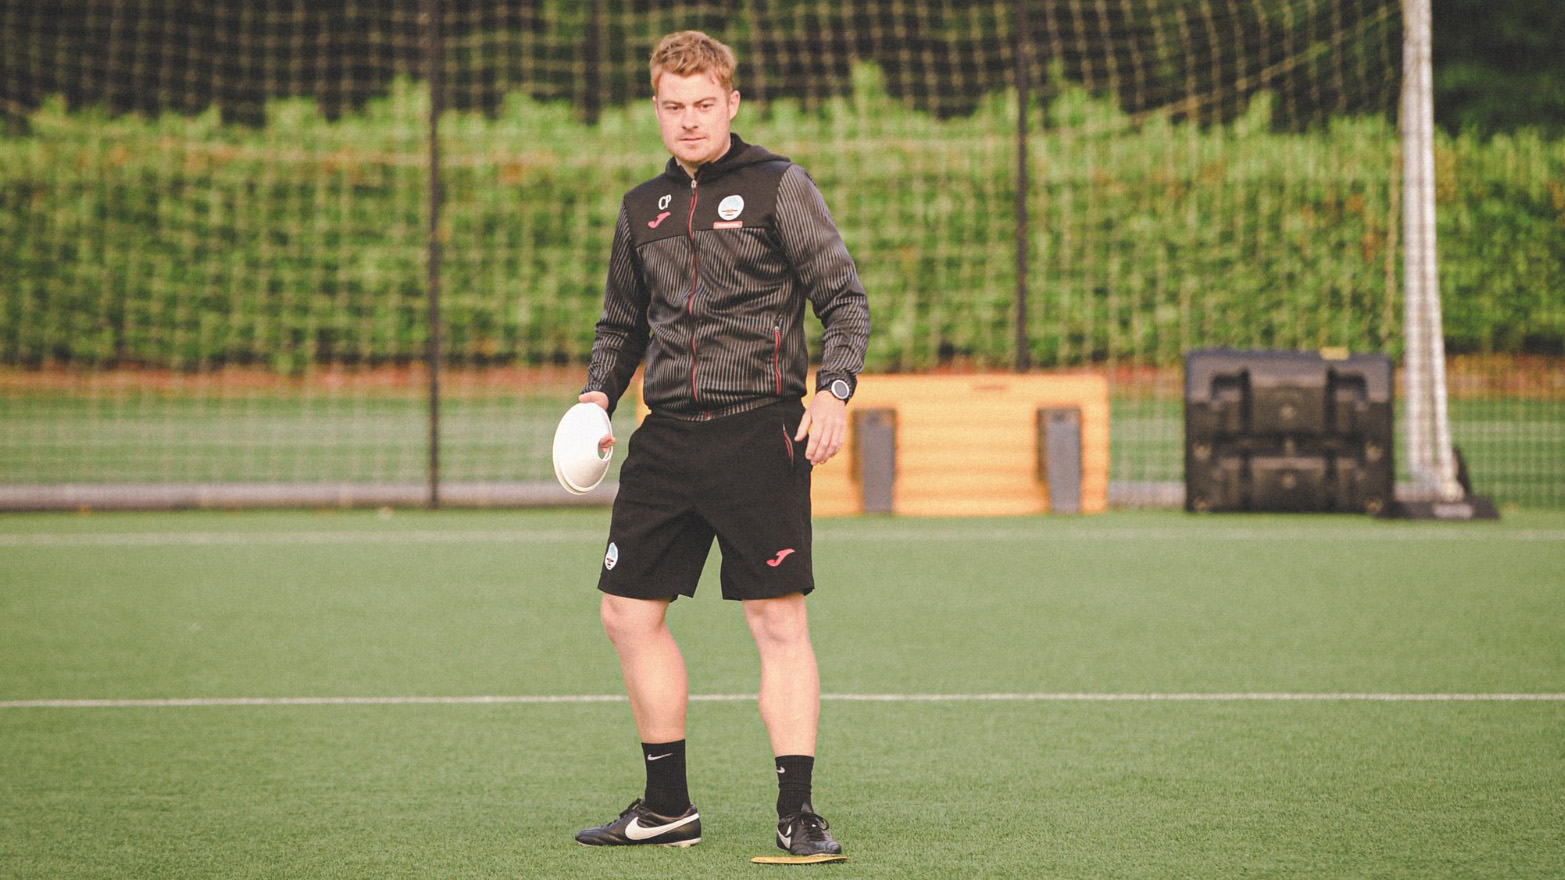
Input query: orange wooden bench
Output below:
<box><xmin>809</xmin><ymin>373</ymin><xmax>1109</xmax><ymax>516</ymax></box>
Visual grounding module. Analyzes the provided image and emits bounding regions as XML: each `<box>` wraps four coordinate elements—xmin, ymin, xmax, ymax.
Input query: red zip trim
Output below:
<box><xmin>686</xmin><ymin>176</ymin><xmax>700</xmax><ymax>406</ymax></box>
<box><xmin>774</xmin><ymin>323</ymin><xmax>783</xmax><ymax>395</ymax></box>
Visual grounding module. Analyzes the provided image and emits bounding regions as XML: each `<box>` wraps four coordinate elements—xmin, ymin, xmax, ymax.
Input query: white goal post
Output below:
<box><xmin>1399</xmin><ymin>0</ymin><xmax>1463</xmax><ymax>502</ymax></box>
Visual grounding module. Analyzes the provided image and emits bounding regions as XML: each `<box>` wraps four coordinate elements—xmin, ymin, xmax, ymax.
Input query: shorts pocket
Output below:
<box><xmin>780</xmin><ymin>422</ymin><xmax>796</xmax><ymax>466</ymax></box>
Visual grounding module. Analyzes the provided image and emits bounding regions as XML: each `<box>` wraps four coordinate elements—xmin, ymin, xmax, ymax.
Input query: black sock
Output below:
<box><xmin>641</xmin><ymin>740</ymin><xmax>690</xmax><ymax>816</ymax></box>
<box><xmin>774</xmin><ymin>754</ymin><xmax>815</xmax><ymax>818</ymax></box>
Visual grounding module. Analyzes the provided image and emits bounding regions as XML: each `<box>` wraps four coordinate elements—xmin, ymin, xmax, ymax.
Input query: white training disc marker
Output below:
<box><xmin>552</xmin><ymin>403</ymin><xmax>613</xmax><ymax>495</ymax></box>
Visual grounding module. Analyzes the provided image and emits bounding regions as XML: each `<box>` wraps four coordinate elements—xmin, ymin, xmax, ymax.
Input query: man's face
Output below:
<box><xmin>653</xmin><ymin>71</ymin><xmax>740</xmax><ymax>175</ymax></box>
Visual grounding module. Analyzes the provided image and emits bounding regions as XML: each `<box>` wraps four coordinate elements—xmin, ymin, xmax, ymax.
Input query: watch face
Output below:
<box><xmin>830</xmin><ymin>379</ymin><xmax>851</xmax><ymax>401</ymax></box>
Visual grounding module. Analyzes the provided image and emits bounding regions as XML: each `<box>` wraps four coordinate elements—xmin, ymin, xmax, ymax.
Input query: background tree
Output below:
<box><xmin>1432</xmin><ymin>0</ymin><xmax>1565</xmax><ymax>136</ymax></box>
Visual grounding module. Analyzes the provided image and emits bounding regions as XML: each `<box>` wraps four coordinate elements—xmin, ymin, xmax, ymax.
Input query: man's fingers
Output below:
<box><xmin>575</xmin><ymin>392</ymin><xmax>614</xmax><ymax>454</ymax></box>
<box><xmin>805</xmin><ymin>420</ymin><xmax>844</xmax><ymax>464</ymax></box>
<box><xmin>798</xmin><ymin>395</ymin><xmax>850</xmax><ymax>464</ymax></box>
<box><xmin>806</xmin><ymin>434</ymin><xmax>826</xmax><ymax>464</ymax></box>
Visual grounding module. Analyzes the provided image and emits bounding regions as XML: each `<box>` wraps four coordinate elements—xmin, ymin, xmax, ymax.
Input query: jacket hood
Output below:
<box><xmin>661</xmin><ymin>134</ymin><xmax>787</xmax><ymax>183</ymax></box>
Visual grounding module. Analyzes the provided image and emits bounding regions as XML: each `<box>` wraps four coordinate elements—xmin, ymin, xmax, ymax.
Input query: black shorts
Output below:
<box><xmin>598</xmin><ymin>399</ymin><xmax>814</xmax><ymax>602</ymax></box>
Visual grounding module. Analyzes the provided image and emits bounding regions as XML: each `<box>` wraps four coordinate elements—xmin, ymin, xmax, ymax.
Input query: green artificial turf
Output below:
<box><xmin>2</xmin><ymin>509</ymin><xmax>1562</xmax><ymax>878</ymax></box>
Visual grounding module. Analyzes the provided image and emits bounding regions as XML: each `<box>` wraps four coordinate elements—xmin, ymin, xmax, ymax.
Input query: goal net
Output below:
<box><xmin>1</xmin><ymin>1</ymin><xmax>1555</xmax><ymax>510</ymax></box>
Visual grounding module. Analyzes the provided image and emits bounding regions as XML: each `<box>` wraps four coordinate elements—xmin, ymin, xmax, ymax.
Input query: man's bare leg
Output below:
<box><xmin>588</xmin><ymin>592</ymin><xmax>697</xmax><ymax>838</ymax></box>
<box><xmin>600</xmin><ymin>593</ymin><xmax>687</xmax><ymax>743</ymax></box>
<box><xmin>743</xmin><ymin>593</ymin><xmax>820</xmax><ymax>756</ymax></box>
<box><xmin>743</xmin><ymin>593</ymin><xmax>840</xmax><ymax>857</ymax></box>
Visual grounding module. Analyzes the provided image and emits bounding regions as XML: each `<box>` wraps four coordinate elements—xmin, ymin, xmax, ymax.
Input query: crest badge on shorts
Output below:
<box><xmin>604</xmin><ymin>542</ymin><xmax>619</xmax><ymax>570</ymax></box>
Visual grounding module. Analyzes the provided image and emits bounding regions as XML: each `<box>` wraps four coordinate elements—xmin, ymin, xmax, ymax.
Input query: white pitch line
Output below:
<box><xmin>2</xmin><ymin>525</ymin><xmax>1562</xmax><ymax>548</ymax></box>
<box><xmin>0</xmin><ymin>529</ymin><xmax>601</xmax><ymax>548</ymax></box>
<box><xmin>3</xmin><ymin>692</ymin><xmax>1562</xmax><ymax>710</ymax></box>
<box><xmin>0</xmin><ymin>695</ymin><xmax>629</xmax><ymax>709</ymax></box>
<box><xmin>821</xmin><ymin>526</ymin><xmax>1565</xmax><ymax>544</ymax></box>
<box><xmin>821</xmin><ymin>692</ymin><xmax>1565</xmax><ymax>703</ymax></box>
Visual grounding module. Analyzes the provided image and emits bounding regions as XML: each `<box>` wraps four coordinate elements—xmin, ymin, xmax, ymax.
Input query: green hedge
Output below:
<box><xmin>3</xmin><ymin>70</ymin><xmax>1561</xmax><ymax>372</ymax></box>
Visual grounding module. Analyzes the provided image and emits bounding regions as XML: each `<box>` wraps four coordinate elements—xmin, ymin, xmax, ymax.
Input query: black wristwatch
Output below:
<box><xmin>825</xmin><ymin>378</ymin><xmax>853</xmax><ymax>403</ymax></box>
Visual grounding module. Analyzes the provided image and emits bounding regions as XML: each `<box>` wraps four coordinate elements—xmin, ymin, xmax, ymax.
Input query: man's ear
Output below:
<box><xmin>728</xmin><ymin>90</ymin><xmax>741</xmax><ymax>120</ymax></box>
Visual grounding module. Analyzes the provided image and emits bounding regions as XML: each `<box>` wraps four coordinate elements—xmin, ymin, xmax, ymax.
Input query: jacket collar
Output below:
<box><xmin>662</xmin><ymin>134</ymin><xmax>783</xmax><ymax>183</ymax></box>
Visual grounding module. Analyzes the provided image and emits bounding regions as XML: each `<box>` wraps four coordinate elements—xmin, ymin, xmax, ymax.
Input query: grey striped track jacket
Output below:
<box><xmin>584</xmin><ymin>134</ymin><xmax>870</xmax><ymax>420</ymax></box>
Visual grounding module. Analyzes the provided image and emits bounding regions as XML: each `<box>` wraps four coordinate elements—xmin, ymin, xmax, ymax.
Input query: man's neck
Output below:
<box><xmin>677</xmin><ymin>136</ymin><xmax>735</xmax><ymax>179</ymax></box>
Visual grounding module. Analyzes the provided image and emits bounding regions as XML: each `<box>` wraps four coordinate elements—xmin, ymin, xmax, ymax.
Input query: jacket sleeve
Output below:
<box><xmin>774</xmin><ymin>164</ymin><xmax>870</xmax><ymax>394</ymax></box>
<box><xmin>582</xmin><ymin>205</ymin><xmax>650</xmax><ymax>415</ymax></box>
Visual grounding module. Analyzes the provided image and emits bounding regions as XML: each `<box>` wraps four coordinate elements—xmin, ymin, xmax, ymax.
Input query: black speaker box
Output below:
<box><xmin>1184</xmin><ymin>349</ymin><xmax>1393</xmax><ymax>514</ymax></box>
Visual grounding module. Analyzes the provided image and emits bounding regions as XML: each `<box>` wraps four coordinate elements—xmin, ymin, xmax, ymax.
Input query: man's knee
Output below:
<box><xmin>600</xmin><ymin>594</ymin><xmax>670</xmax><ymax>645</ymax></box>
<box><xmin>744</xmin><ymin>593</ymin><xmax>811</xmax><ymax>648</ymax></box>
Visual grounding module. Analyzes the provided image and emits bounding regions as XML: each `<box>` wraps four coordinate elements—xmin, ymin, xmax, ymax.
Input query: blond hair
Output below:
<box><xmin>649</xmin><ymin>30</ymin><xmax>736</xmax><ymax>95</ymax></box>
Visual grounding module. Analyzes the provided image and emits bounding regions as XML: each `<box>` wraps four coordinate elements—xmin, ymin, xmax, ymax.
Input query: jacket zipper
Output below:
<box><xmin>773</xmin><ymin>319</ymin><xmax>783</xmax><ymax>395</ymax></box>
<box><xmin>686</xmin><ymin>175</ymin><xmax>702</xmax><ymax>411</ymax></box>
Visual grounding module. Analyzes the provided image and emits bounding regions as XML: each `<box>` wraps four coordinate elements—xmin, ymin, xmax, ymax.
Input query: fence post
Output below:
<box><xmin>1013</xmin><ymin>0</ymin><xmax>1032</xmax><ymax>373</ymax></box>
<box><xmin>424</xmin><ymin>0</ymin><xmax>444</xmax><ymax>510</ymax></box>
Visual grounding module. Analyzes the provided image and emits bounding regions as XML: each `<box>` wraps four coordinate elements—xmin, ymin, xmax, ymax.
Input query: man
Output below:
<box><xmin>572</xmin><ymin>30</ymin><xmax>869</xmax><ymax>859</ymax></box>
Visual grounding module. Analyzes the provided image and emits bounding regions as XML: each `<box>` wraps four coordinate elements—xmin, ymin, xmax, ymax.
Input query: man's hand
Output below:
<box><xmin>796</xmin><ymin>394</ymin><xmax>847</xmax><ymax>465</ymax></box>
<box><xmin>578</xmin><ymin>391</ymin><xmax>615</xmax><ymax>455</ymax></box>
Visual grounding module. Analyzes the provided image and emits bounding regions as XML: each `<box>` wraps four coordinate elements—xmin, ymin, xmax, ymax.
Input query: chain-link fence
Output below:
<box><xmin>2</xmin><ymin>1</ymin><xmax>1560</xmax><ymax>509</ymax></box>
